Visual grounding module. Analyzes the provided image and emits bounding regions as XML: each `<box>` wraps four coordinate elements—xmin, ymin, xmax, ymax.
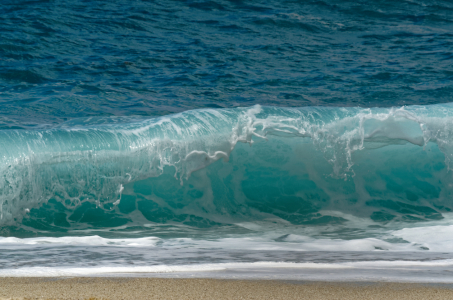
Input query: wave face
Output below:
<box><xmin>2</xmin><ymin>104</ymin><xmax>453</xmax><ymax>237</ymax></box>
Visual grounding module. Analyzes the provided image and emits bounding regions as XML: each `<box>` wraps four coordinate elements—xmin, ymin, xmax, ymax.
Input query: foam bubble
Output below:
<box><xmin>0</xmin><ymin>235</ymin><xmax>159</xmax><ymax>247</ymax></box>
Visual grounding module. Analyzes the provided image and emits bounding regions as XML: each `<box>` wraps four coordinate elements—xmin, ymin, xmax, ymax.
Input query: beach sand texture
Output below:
<box><xmin>0</xmin><ymin>277</ymin><xmax>452</xmax><ymax>300</ymax></box>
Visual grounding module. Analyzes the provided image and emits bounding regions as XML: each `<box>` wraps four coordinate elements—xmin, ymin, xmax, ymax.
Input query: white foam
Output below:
<box><xmin>2</xmin><ymin>260</ymin><xmax>453</xmax><ymax>280</ymax></box>
<box><xmin>0</xmin><ymin>231</ymin><xmax>444</xmax><ymax>252</ymax></box>
<box><xmin>0</xmin><ymin>235</ymin><xmax>159</xmax><ymax>247</ymax></box>
<box><xmin>392</xmin><ymin>225</ymin><xmax>453</xmax><ymax>252</ymax></box>
<box><xmin>192</xmin><ymin>236</ymin><xmax>401</xmax><ymax>251</ymax></box>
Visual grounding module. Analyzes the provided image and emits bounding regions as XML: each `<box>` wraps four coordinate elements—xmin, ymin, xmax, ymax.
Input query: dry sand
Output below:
<box><xmin>0</xmin><ymin>277</ymin><xmax>452</xmax><ymax>300</ymax></box>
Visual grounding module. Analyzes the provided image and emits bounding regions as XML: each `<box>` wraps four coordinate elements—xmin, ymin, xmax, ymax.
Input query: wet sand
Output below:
<box><xmin>0</xmin><ymin>277</ymin><xmax>452</xmax><ymax>300</ymax></box>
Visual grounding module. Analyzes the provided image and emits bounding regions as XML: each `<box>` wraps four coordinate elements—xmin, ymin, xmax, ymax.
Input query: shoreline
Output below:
<box><xmin>0</xmin><ymin>277</ymin><xmax>453</xmax><ymax>300</ymax></box>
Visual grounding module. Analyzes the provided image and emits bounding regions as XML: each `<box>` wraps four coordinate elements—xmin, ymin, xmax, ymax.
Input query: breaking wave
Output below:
<box><xmin>2</xmin><ymin>104</ymin><xmax>453</xmax><ymax>233</ymax></box>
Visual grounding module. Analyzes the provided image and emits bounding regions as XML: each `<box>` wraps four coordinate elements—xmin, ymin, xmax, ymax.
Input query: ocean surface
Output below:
<box><xmin>1</xmin><ymin>0</ymin><xmax>453</xmax><ymax>282</ymax></box>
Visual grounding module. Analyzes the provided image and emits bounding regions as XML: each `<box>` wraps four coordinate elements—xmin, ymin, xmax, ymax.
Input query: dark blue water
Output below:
<box><xmin>1</xmin><ymin>0</ymin><xmax>452</xmax><ymax>129</ymax></box>
<box><xmin>1</xmin><ymin>0</ymin><xmax>453</xmax><ymax>281</ymax></box>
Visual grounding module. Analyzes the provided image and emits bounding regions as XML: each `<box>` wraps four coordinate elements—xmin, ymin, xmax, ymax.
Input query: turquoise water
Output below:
<box><xmin>2</xmin><ymin>104</ymin><xmax>453</xmax><ymax>233</ymax></box>
<box><xmin>1</xmin><ymin>0</ymin><xmax>453</xmax><ymax>281</ymax></box>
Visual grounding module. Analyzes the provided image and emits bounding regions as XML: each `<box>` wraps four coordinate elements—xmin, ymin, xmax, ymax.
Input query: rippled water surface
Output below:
<box><xmin>1</xmin><ymin>0</ymin><xmax>453</xmax><ymax>128</ymax></box>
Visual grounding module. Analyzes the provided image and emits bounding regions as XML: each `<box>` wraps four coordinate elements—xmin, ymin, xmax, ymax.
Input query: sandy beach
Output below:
<box><xmin>0</xmin><ymin>277</ymin><xmax>451</xmax><ymax>300</ymax></box>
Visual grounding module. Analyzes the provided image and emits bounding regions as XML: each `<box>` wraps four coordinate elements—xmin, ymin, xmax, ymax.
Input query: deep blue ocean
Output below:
<box><xmin>1</xmin><ymin>0</ymin><xmax>453</xmax><ymax>281</ymax></box>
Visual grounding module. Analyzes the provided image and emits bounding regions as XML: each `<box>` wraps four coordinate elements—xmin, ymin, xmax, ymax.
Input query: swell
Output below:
<box><xmin>2</xmin><ymin>104</ymin><xmax>453</xmax><ymax>231</ymax></box>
